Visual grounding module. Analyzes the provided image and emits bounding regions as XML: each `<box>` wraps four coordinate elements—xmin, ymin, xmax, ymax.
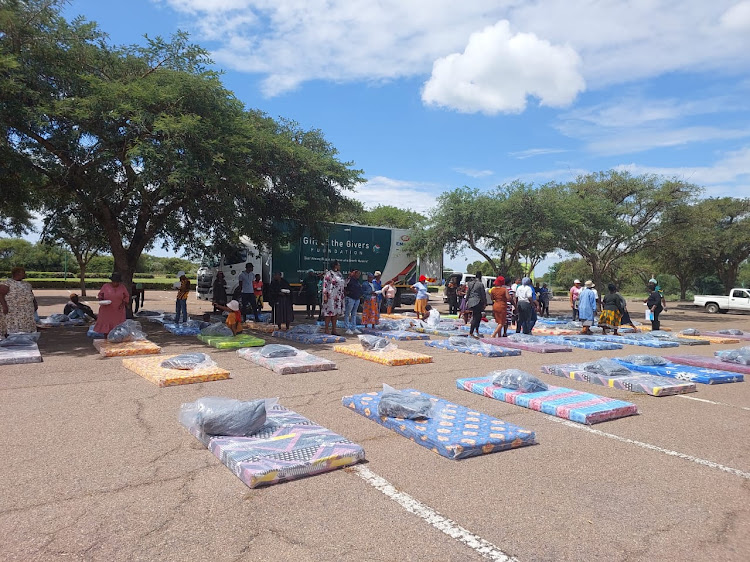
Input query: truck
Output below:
<box><xmin>196</xmin><ymin>222</ymin><xmax>441</xmax><ymax>309</ymax></box>
<box><xmin>693</xmin><ymin>288</ymin><xmax>750</xmax><ymax>313</ymax></box>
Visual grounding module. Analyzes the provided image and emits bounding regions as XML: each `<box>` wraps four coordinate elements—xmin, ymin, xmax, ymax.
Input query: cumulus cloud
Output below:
<box><xmin>721</xmin><ymin>1</ymin><xmax>750</xmax><ymax>30</ymax></box>
<box><xmin>421</xmin><ymin>21</ymin><xmax>585</xmax><ymax>114</ymax></box>
<box><xmin>453</xmin><ymin>168</ymin><xmax>494</xmax><ymax>178</ymax></box>
<box><xmin>353</xmin><ymin>176</ymin><xmax>441</xmax><ymax>214</ymax></box>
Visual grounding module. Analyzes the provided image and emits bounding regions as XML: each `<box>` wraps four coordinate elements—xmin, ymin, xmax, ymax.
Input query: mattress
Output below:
<box><xmin>164</xmin><ymin>323</ymin><xmax>203</xmax><ymax>336</ymax></box>
<box><xmin>458</xmin><ymin>324</ymin><xmax>498</xmax><ymax>335</ymax></box>
<box><xmin>123</xmin><ymin>354</ymin><xmax>230</xmax><ymax>386</ymax></box>
<box><xmin>272</xmin><ymin>331</ymin><xmax>345</xmax><ymax>344</ymax></box>
<box><xmin>702</xmin><ymin>331</ymin><xmax>750</xmax><ymax>341</ymax></box>
<box><xmin>92</xmin><ymin>339</ymin><xmax>161</xmax><ymax>357</ymax></box>
<box><xmin>243</xmin><ymin>321</ymin><xmax>276</xmax><ymax>333</ymax></box>
<box><xmin>537</xmin><ymin>336</ymin><xmax>624</xmax><ymax>351</ymax></box>
<box><xmin>596</xmin><ymin>335</ymin><xmax>679</xmax><ymax>348</ymax></box>
<box><xmin>197</xmin><ymin>334</ymin><xmax>266</xmax><ymax>349</ymax></box>
<box><xmin>424</xmin><ymin>339</ymin><xmax>521</xmax><ymax>357</ymax></box>
<box><xmin>334</xmin><ymin>343</ymin><xmax>433</xmax><ymax>366</ymax></box>
<box><xmin>0</xmin><ymin>343</ymin><xmax>42</xmax><ymax>365</ymax></box>
<box><xmin>663</xmin><ymin>354</ymin><xmax>750</xmax><ymax>377</ymax></box>
<box><xmin>541</xmin><ymin>363</ymin><xmax>697</xmax><ymax>396</ymax></box>
<box><xmin>678</xmin><ymin>334</ymin><xmax>741</xmax><ymax>344</ymax></box>
<box><xmin>359</xmin><ymin>328</ymin><xmax>429</xmax><ymax>341</ymax></box>
<box><xmin>342</xmin><ymin>389</ymin><xmax>535</xmax><ymax>459</ymax></box>
<box><xmin>613</xmin><ymin>358</ymin><xmax>744</xmax><ymax>384</ymax></box>
<box><xmin>412</xmin><ymin>326</ymin><xmax>461</xmax><ymax>337</ymax></box>
<box><xmin>183</xmin><ymin>405</ymin><xmax>364</xmax><ymax>488</ymax></box>
<box><xmin>532</xmin><ymin>327</ymin><xmax>581</xmax><ymax>336</ymax></box>
<box><xmin>237</xmin><ymin>347</ymin><xmax>337</xmax><ymax>375</ymax></box>
<box><xmin>645</xmin><ymin>333</ymin><xmax>710</xmax><ymax>346</ymax></box>
<box><xmin>457</xmin><ymin>376</ymin><xmax>638</xmax><ymax>424</ymax></box>
<box><xmin>481</xmin><ymin>337</ymin><xmax>572</xmax><ymax>353</ymax></box>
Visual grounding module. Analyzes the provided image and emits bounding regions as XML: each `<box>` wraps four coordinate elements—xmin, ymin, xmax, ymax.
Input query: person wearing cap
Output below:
<box><xmin>93</xmin><ymin>272</ymin><xmax>130</xmax><ymax>335</ymax></box>
<box><xmin>344</xmin><ymin>269</ymin><xmax>363</xmax><ymax>334</ymax></box>
<box><xmin>490</xmin><ymin>276</ymin><xmax>512</xmax><ymax>338</ymax></box>
<box><xmin>411</xmin><ymin>274</ymin><xmax>429</xmax><ymax>320</ymax></box>
<box><xmin>299</xmin><ymin>269</ymin><xmax>319</xmax><ymax>319</ymax></box>
<box><xmin>213</xmin><ymin>299</ymin><xmax>243</xmax><ymax>335</ymax></box>
<box><xmin>239</xmin><ymin>263</ymin><xmax>259</xmax><ymax>322</ymax></box>
<box><xmin>578</xmin><ymin>280</ymin><xmax>597</xmax><ymax>335</ymax></box>
<box><xmin>362</xmin><ymin>272</ymin><xmax>380</xmax><ymax>328</ymax></box>
<box><xmin>174</xmin><ymin>271</ymin><xmax>191</xmax><ymax>324</ymax></box>
<box><xmin>569</xmin><ymin>279</ymin><xmax>582</xmax><ymax>320</ymax></box>
<box><xmin>64</xmin><ymin>293</ymin><xmax>97</xmax><ymax>321</ymax></box>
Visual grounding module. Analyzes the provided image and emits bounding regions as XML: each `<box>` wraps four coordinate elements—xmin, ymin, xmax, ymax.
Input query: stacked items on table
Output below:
<box><xmin>238</xmin><ymin>345</ymin><xmax>337</xmax><ymax>375</ymax></box>
<box><xmin>342</xmin><ymin>387</ymin><xmax>535</xmax><ymax>459</ymax></box>
<box><xmin>425</xmin><ymin>337</ymin><xmax>520</xmax><ymax>357</ymax></box>
<box><xmin>123</xmin><ymin>353</ymin><xmax>230</xmax><ymax>386</ymax></box>
<box><xmin>482</xmin><ymin>334</ymin><xmax>572</xmax><ymax>354</ymax></box>
<box><xmin>542</xmin><ymin>359</ymin><xmax>697</xmax><ymax>396</ymax></box>
<box><xmin>182</xmin><ymin>398</ymin><xmax>365</xmax><ymax>488</ymax></box>
<box><xmin>613</xmin><ymin>355</ymin><xmax>744</xmax><ymax>384</ymax></box>
<box><xmin>0</xmin><ymin>333</ymin><xmax>42</xmax><ymax>365</ymax></box>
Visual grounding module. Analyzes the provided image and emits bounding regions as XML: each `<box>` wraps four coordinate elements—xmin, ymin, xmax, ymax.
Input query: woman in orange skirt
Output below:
<box><xmin>490</xmin><ymin>276</ymin><xmax>512</xmax><ymax>338</ymax></box>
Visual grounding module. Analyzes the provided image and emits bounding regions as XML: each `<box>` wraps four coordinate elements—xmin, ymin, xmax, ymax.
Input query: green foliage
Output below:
<box><xmin>548</xmin><ymin>258</ymin><xmax>591</xmax><ymax>290</ymax></box>
<box><xmin>356</xmin><ymin>205</ymin><xmax>425</xmax><ymax>229</ymax></box>
<box><xmin>0</xmin><ymin>238</ymin><xmax>74</xmax><ymax>272</ymax></box>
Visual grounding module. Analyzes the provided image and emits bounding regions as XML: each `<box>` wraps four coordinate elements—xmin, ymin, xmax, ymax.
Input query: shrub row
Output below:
<box><xmin>25</xmin><ymin>280</ymin><xmax>179</xmax><ymax>290</ymax></box>
<box><xmin>0</xmin><ymin>271</ymin><xmax>188</xmax><ymax>280</ymax></box>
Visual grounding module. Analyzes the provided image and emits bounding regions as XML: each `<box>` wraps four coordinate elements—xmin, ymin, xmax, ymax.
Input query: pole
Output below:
<box><xmin>63</xmin><ymin>251</ymin><xmax>68</xmax><ymax>281</ymax></box>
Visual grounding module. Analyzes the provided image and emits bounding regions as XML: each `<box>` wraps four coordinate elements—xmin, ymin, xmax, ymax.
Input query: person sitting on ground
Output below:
<box><xmin>64</xmin><ymin>293</ymin><xmax>97</xmax><ymax>321</ymax></box>
<box><xmin>213</xmin><ymin>299</ymin><xmax>243</xmax><ymax>335</ymax></box>
<box><xmin>424</xmin><ymin>304</ymin><xmax>441</xmax><ymax>327</ymax></box>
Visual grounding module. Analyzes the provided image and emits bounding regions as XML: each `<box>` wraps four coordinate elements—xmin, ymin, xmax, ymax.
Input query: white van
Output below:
<box><xmin>443</xmin><ymin>273</ymin><xmax>495</xmax><ymax>302</ymax></box>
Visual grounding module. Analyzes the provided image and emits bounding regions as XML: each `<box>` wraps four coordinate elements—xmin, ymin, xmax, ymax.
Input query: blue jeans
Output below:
<box><xmin>68</xmin><ymin>309</ymin><xmax>86</xmax><ymax>320</ymax></box>
<box><xmin>175</xmin><ymin>299</ymin><xmax>188</xmax><ymax>323</ymax></box>
<box><xmin>345</xmin><ymin>297</ymin><xmax>359</xmax><ymax>331</ymax></box>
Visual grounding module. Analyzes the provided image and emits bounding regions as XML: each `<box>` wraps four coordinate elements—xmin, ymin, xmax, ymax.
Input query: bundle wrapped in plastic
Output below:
<box><xmin>715</xmin><ymin>347</ymin><xmax>750</xmax><ymax>365</ymax></box>
<box><xmin>396</xmin><ymin>319</ymin><xmax>414</xmax><ymax>331</ymax></box>
<box><xmin>377</xmin><ymin>384</ymin><xmax>433</xmax><ymax>419</ymax></box>
<box><xmin>289</xmin><ymin>324</ymin><xmax>321</xmax><ymax>334</ymax></box>
<box><xmin>717</xmin><ymin>329</ymin><xmax>744</xmax><ymax>335</ymax></box>
<box><xmin>680</xmin><ymin>328</ymin><xmax>700</xmax><ymax>336</ymax></box>
<box><xmin>375</xmin><ymin>320</ymin><xmax>399</xmax><ymax>331</ymax></box>
<box><xmin>508</xmin><ymin>333</ymin><xmax>538</xmax><ymax>343</ymax></box>
<box><xmin>0</xmin><ymin>333</ymin><xmax>40</xmax><ymax>346</ymax></box>
<box><xmin>620</xmin><ymin>355</ymin><xmax>668</xmax><ymax>366</ymax></box>
<box><xmin>160</xmin><ymin>353</ymin><xmax>216</xmax><ymax>370</ymax></box>
<box><xmin>200</xmin><ymin>322</ymin><xmax>233</xmax><ymax>337</ymax></box>
<box><xmin>259</xmin><ymin>344</ymin><xmax>298</xmax><ymax>358</ymax></box>
<box><xmin>107</xmin><ymin>320</ymin><xmax>146</xmax><ymax>343</ymax></box>
<box><xmin>562</xmin><ymin>321</ymin><xmax>583</xmax><ymax>330</ymax></box>
<box><xmin>490</xmin><ymin>369</ymin><xmax>549</xmax><ymax>393</ymax></box>
<box><xmin>584</xmin><ymin>359</ymin><xmax>632</xmax><ymax>377</ymax></box>
<box><xmin>358</xmin><ymin>334</ymin><xmax>394</xmax><ymax>352</ymax></box>
<box><xmin>449</xmin><ymin>335</ymin><xmax>473</xmax><ymax>347</ymax></box>
<box><xmin>39</xmin><ymin>313</ymin><xmax>70</xmax><ymax>324</ymax></box>
<box><xmin>135</xmin><ymin>310</ymin><xmax>162</xmax><ymax>317</ymax></box>
<box><xmin>179</xmin><ymin>397</ymin><xmax>278</xmax><ymax>436</ymax></box>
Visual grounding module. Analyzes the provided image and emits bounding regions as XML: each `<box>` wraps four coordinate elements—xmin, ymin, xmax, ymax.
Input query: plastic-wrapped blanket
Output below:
<box><xmin>243</xmin><ymin>321</ymin><xmax>276</xmax><ymax>333</ymax></box>
<box><xmin>198</xmin><ymin>334</ymin><xmax>266</xmax><ymax>349</ymax></box>
<box><xmin>613</xmin><ymin>358</ymin><xmax>743</xmax><ymax>384</ymax></box>
<box><xmin>238</xmin><ymin>347</ymin><xmax>337</xmax><ymax>374</ymax></box>
<box><xmin>272</xmin><ymin>331</ymin><xmax>345</xmax><ymax>344</ymax></box>
<box><xmin>359</xmin><ymin>328</ymin><xmax>429</xmax><ymax>341</ymax></box>
<box><xmin>457</xmin><ymin>376</ymin><xmax>638</xmax><ymax>424</ymax></box>
<box><xmin>424</xmin><ymin>339</ymin><xmax>521</xmax><ymax>357</ymax></box>
<box><xmin>93</xmin><ymin>339</ymin><xmax>161</xmax><ymax>357</ymax></box>
<box><xmin>164</xmin><ymin>321</ymin><xmax>207</xmax><ymax>336</ymax></box>
<box><xmin>334</xmin><ymin>343</ymin><xmax>433</xmax><ymax>366</ymax></box>
<box><xmin>595</xmin><ymin>334</ymin><xmax>679</xmax><ymax>348</ymax></box>
<box><xmin>123</xmin><ymin>355</ymin><xmax>230</xmax><ymax>386</ymax></box>
<box><xmin>0</xmin><ymin>342</ymin><xmax>42</xmax><ymax>365</ymax></box>
<box><xmin>481</xmin><ymin>337</ymin><xmax>572</xmax><ymax>354</ymax></box>
<box><xmin>342</xmin><ymin>389</ymin><xmax>535</xmax><ymax>459</ymax></box>
<box><xmin>541</xmin><ymin>363</ymin><xmax>696</xmax><ymax>396</ymax></box>
<box><xmin>38</xmin><ymin>314</ymin><xmax>85</xmax><ymax>327</ymax></box>
<box><xmin>182</xmin><ymin>404</ymin><xmax>364</xmax><ymax>488</ymax></box>
<box><xmin>663</xmin><ymin>354</ymin><xmax>750</xmax><ymax>377</ymax></box>
<box><xmin>537</xmin><ymin>335</ymin><xmax>624</xmax><ymax>350</ymax></box>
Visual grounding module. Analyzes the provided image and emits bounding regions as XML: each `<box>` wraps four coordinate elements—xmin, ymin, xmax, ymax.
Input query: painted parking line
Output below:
<box><xmin>544</xmin><ymin>416</ymin><xmax>750</xmax><ymax>480</ymax></box>
<box><xmin>352</xmin><ymin>465</ymin><xmax>517</xmax><ymax>561</ymax></box>
<box><xmin>677</xmin><ymin>394</ymin><xmax>750</xmax><ymax>411</ymax></box>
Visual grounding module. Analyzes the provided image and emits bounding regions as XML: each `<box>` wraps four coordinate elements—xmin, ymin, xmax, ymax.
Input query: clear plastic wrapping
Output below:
<box><xmin>715</xmin><ymin>347</ymin><xmax>750</xmax><ymax>365</ymax></box>
<box><xmin>508</xmin><ymin>333</ymin><xmax>538</xmax><ymax>343</ymax></box>
<box><xmin>259</xmin><ymin>344</ymin><xmax>298</xmax><ymax>358</ymax></box>
<box><xmin>680</xmin><ymin>328</ymin><xmax>700</xmax><ymax>336</ymax></box>
<box><xmin>620</xmin><ymin>355</ymin><xmax>668</xmax><ymax>366</ymax></box>
<box><xmin>584</xmin><ymin>358</ymin><xmax>632</xmax><ymax>376</ymax></box>
<box><xmin>289</xmin><ymin>324</ymin><xmax>321</xmax><ymax>334</ymax></box>
<box><xmin>200</xmin><ymin>322</ymin><xmax>233</xmax><ymax>337</ymax></box>
<box><xmin>160</xmin><ymin>353</ymin><xmax>217</xmax><ymax>370</ymax></box>
<box><xmin>0</xmin><ymin>333</ymin><xmax>40</xmax><ymax>346</ymax></box>
<box><xmin>490</xmin><ymin>369</ymin><xmax>549</xmax><ymax>392</ymax></box>
<box><xmin>377</xmin><ymin>384</ymin><xmax>433</xmax><ymax>419</ymax></box>
<box><xmin>179</xmin><ymin>397</ymin><xmax>279</xmax><ymax>436</ymax></box>
<box><xmin>107</xmin><ymin>320</ymin><xmax>146</xmax><ymax>343</ymax></box>
<box><xmin>717</xmin><ymin>329</ymin><xmax>744</xmax><ymax>335</ymax></box>
<box><xmin>358</xmin><ymin>334</ymin><xmax>395</xmax><ymax>352</ymax></box>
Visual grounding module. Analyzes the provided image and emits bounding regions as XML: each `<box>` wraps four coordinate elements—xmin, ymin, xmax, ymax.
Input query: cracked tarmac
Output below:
<box><xmin>1</xmin><ymin>290</ymin><xmax>749</xmax><ymax>561</ymax></box>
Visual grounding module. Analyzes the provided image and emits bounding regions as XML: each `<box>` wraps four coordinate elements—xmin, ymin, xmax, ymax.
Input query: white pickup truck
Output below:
<box><xmin>694</xmin><ymin>288</ymin><xmax>750</xmax><ymax>313</ymax></box>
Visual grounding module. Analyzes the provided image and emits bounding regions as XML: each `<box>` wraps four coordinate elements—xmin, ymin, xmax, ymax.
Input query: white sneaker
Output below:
<box><xmin>345</xmin><ymin>329</ymin><xmax>354</xmax><ymax>335</ymax></box>
<box><xmin>353</xmin><ymin>329</ymin><xmax>362</xmax><ymax>334</ymax></box>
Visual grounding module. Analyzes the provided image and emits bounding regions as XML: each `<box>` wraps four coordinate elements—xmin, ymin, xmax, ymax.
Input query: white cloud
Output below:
<box><xmin>421</xmin><ymin>21</ymin><xmax>585</xmax><ymax>114</ymax></box>
<box><xmin>453</xmin><ymin>167</ymin><xmax>494</xmax><ymax>178</ymax></box>
<box><xmin>353</xmin><ymin>176</ymin><xmax>441</xmax><ymax>214</ymax></box>
<box><xmin>721</xmin><ymin>1</ymin><xmax>750</xmax><ymax>30</ymax></box>
<box><xmin>509</xmin><ymin>148</ymin><xmax>568</xmax><ymax>159</ymax></box>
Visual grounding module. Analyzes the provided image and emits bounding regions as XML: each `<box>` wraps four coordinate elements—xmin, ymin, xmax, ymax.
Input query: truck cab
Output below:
<box><xmin>693</xmin><ymin>288</ymin><xmax>750</xmax><ymax>313</ymax></box>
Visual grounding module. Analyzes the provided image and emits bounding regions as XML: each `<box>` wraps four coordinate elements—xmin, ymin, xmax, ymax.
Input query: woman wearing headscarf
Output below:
<box><xmin>212</xmin><ymin>271</ymin><xmax>228</xmax><ymax>312</ymax></box>
<box><xmin>490</xmin><ymin>276</ymin><xmax>512</xmax><ymax>338</ymax></box>
<box><xmin>466</xmin><ymin>271</ymin><xmax>487</xmax><ymax>338</ymax></box>
<box><xmin>599</xmin><ymin>283</ymin><xmax>625</xmax><ymax>335</ymax></box>
<box><xmin>270</xmin><ymin>272</ymin><xmax>294</xmax><ymax>330</ymax></box>
<box><xmin>577</xmin><ymin>280</ymin><xmax>597</xmax><ymax>335</ymax></box>
<box><xmin>299</xmin><ymin>269</ymin><xmax>319</xmax><ymax>319</ymax></box>
<box><xmin>514</xmin><ymin>277</ymin><xmax>535</xmax><ymax>335</ymax></box>
<box><xmin>0</xmin><ymin>267</ymin><xmax>37</xmax><ymax>335</ymax></box>
<box><xmin>321</xmin><ymin>261</ymin><xmax>345</xmax><ymax>335</ymax></box>
<box><xmin>93</xmin><ymin>272</ymin><xmax>130</xmax><ymax>335</ymax></box>
<box><xmin>362</xmin><ymin>272</ymin><xmax>380</xmax><ymax>328</ymax></box>
<box><xmin>644</xmin><ymin>281</ymin><xmax>665</xmax><ymax>331</ymax></box>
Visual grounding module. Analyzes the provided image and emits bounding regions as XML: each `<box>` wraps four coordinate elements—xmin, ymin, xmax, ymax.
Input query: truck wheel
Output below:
<box><xmin>705</xmin><ymin>303</ymin><xmax>719</xmax><ymax>314</ymax></box>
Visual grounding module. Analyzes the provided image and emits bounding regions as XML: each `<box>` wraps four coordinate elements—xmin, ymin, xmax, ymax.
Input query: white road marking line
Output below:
<box><xmin>676</xmin><ymin>394</ymin><xmax>750</xmax><ymax>411</ymax></box>
<box><xmin>352</xmin><ymin>465</ymin><xmax>517</xmax><ymax>561</ymax></box>
<box><xmin>544</xmin><ymin>416</ymin><xmax>750</xmax><ymax>480</ymax></box>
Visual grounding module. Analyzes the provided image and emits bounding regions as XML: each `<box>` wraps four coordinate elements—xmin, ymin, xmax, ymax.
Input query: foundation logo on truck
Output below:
<box><xmin>373</xmin><ymin>244</ymin><xmax>381</xmax><ymax>254</ymax></box>
<box><xmin>400</xmin><ymin>235</ymin><xmax>410</xmax><ymax>242</ymax></box>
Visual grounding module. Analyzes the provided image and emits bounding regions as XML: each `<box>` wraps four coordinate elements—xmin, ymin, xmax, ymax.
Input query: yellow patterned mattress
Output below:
<box><xmin>122</xmin><ymin>355</ymin><xmax>230</xmax><ymax>386</ymax></box>
<box><xmin>333</xmin><ymin>343</ymin><xmax>432</xmax><ymax>366</ymax></box>
<box><xmin>93</xmin><ymin>339</ymin><xmax>162</xmax><ymax>357</ymax></box>
<box><xmin>243</xmin><ymin>321</ymin><xmax>276</xmax><ymax>333</ymax></box>
<box><xmin>678</xmin><ymin>335</ymin><xmax>740</xmax><ymax>344</ymax></box>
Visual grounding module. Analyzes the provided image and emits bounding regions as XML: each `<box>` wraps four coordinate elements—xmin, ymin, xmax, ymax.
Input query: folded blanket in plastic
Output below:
<box><xmin>342</xmin><ymin>389</ymin><xmax>535</xmax><ymax>459</ymax></box>
<box><xmin>334</xmin><ymin>344</ymin><xmax>433</xmax><ymax>366</ymax></box>
<box><xmin>457</xmin><ymin>376</ymin><xmax>637</xmax><ymax>424</ymax></box>
<box><xmin>424</xmin><ymin>339</ymin><xmax>521</xmax><ymax>357</ymax></box>
<box><xmin>181</xmin><ymin>401</ymin><xmax>364</xmax><ymax>488</ymax></box>
<box><xmin>238</xmin><ymin>346</ymin><xmax>337</xmax><ymax>375</ymax></box>
<box><xmin>123</xmin><ymin>354</ymin><xmax>230</xmax><ymax>386</ymax></box>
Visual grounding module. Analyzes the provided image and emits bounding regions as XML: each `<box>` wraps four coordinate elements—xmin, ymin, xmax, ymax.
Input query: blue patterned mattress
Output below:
<box><xmin>359</xmin><ymin>328</ymin><xmax>429</xmax><ymax>341</ymax></box>
<box><xmin>164</xmin><ymin>322</ymin><xmax>205</xmax><ymax>336</ymax></box>
<box><xmin>596</xmin><ymin>335</ymin><xmax>679</xmax><ymax>348</ymax></box>
<box><xmin>424</xmin><ymin>339</ymin><xmax>521</xmax><ymax>357</ymax></box>
<box><xmin>272</xmin><ymin>331</ymin><xmax>346</xmax><ymax>344</ymax></box>
<box><xmin>538</xmin><ymin>335</ymin><xmax>623</xmax><ymax>350</ymax></box>
<box><xmin>341</xmin><ymin>389</ymin><xmax>535</xmax><ymax>459</ymax></box>
<box><xmin>613</xmin><ymin>359</ymin><xmax>744</xmax><ymax>384</ymax></box>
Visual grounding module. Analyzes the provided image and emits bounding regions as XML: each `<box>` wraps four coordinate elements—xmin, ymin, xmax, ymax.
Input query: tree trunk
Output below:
<box><xmin>78</xmin><ymin>259</ymin><xmax>87</xmax><ymax>297</ymax></box>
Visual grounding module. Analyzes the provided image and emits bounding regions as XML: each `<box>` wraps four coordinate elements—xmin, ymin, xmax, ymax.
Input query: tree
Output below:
<box><xmin>358</xmin><ymin>205</ymin><xmax>425</xmax><ymax>229</ymax></box>
<box><xmin>547</xmin><ymin>258</ymin><xmax>591</xmax><ymax>290</ymax></box>
<box><xmin>465</xmin><ymin>259</ymin><xmax>498</xmax><ymax>276</ymax></box>
<box><xmin>41</xmin><ymin>214</ymin><xmax>109</xmax><ymax>296</ymax></box>
<box><xmin>552</xmin><ymin>170</ymin><xmax>699</xmax><ymax>289</ymax></box>
<box><xmin>0</xmin><ymin>1</ymin><xmax>362</xmax><ymax>290</ymax></box>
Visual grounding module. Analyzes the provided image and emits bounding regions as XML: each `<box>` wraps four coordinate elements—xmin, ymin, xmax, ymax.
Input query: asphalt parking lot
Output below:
<box><xmin>1</xmin><ymin>291</ymin><xmax>748</xmax><ymax>561</ymax></box>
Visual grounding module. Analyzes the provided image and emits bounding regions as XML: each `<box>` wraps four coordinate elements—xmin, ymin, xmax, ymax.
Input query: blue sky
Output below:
<box><xmin>54</xmin><ymin>0</ymin><xmax>750</xmax><ymax>273</ymax></box>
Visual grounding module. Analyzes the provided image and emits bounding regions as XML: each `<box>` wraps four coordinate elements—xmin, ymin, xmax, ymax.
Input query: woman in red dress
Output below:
<box><xmin>490</xmin><ymin>276</ymin><xmax>512</xmax><ymax>338</ymax></box>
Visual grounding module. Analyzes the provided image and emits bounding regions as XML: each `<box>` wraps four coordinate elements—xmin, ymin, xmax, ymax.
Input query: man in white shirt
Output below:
<box><xmin>238</xmin><ymin>263</ymin><xmax>259</xmax><ymax>322</ymax></box>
